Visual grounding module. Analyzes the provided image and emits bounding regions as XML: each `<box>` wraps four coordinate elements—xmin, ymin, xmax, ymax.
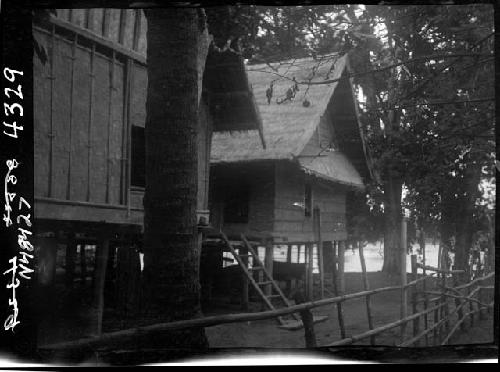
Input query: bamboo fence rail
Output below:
<box><xmin>40</xmin><ymin>260</ymin><xmax>494</xmax><ymax>352</ymax></box>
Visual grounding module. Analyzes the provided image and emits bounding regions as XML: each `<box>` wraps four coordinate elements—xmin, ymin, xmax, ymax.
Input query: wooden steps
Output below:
<box><xmin>218</xmin><ymin>232</ymin><xmax>302</xmax><ymax>327</ymax></box>
<box><xmin>278</xmin><ymin>315</ymin><xmax>329</xmax><ymax>331</ymax></box>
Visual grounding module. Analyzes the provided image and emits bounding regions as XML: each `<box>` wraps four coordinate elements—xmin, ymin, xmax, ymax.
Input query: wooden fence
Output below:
<box><xmin>40</xmin><ymin>254</ymin><xmax>494</xmax><ymax>351</ymax></box>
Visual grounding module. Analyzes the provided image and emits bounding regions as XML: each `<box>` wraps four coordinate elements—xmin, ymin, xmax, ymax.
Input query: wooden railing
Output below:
<box><xmin>40</xmin><ymin>259</ymin><xmax>495</xmax><ymax>351</ymax></box>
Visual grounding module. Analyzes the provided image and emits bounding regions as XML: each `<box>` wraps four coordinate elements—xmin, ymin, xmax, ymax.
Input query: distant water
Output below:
<box><xmin>224</xmin><ymin>241</ymin><xmax>446</xmax><ymax>273</ymax></box>
<box><xmin>342</xmin><ymin>242</ymin><xmax>444</xmax><ymax>273</ymax></box>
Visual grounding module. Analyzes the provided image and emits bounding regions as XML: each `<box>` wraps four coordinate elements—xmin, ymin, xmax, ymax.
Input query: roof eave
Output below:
<box><xmin>300</xmin><ymin>164</ymin><xmax>365</xmax><ymax>190</ymax></box>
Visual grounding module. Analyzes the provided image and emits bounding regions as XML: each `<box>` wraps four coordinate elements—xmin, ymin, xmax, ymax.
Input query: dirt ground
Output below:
<box><xmin>204</xmin><ymin>271</ymin><xmax>495</xmax><ymax>348</ymax></box>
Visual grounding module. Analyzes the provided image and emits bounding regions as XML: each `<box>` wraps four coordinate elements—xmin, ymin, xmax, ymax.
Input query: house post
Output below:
<box><xmin>92</xmin><ymin>231</ymin><xmax>111</xmax><ymax>336</ymax></box>
<box><xmin>264</xmin><ymin>238</ymin><xmax>274</xmax><ymax>296</ymax></box>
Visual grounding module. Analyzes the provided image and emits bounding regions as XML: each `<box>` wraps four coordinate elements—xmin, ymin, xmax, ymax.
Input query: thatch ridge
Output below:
<box><xmin>211</xmin><ymin>54</ymin><xmax>365</xmax><ymax>188</ymax></box>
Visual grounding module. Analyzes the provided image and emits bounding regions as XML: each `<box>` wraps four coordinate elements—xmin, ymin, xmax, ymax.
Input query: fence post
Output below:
<box><xmin>359</xmin><ymin>243</ymin><xmax>375</xmax><ymax>345</ymax></box>
<box><xmin>433</xmin><ymin>296</ymin><xmax>440</xmax><ymax>345</ymax></box>
<box><xmin>452</xmin><ymin>271</ymin><xmax>465</xmax><ymax>332</ymax></box>
<box><xmin>338</xmin><ymin>241</ymin><xmax>345</xmax><ymax>294</ymax></box>
<box><xmin>441</xmin><ymin>272</ymin><xmax>450</xmax><ymax>337</ymax></box>
<box><xmin>468</xmin><ymin>286</ymin><xmax>475</xmax><ymax>327</ymax></box>
<box><xmin>410</xmin><ymin>254</ymin><xmax>420</xmax><ymax>345</ymax></box>
<box><xmin>400</xmin><ymin>217</ymin><xmax>408</xmax><ymax>344</ymax></box>
<box><xmin>331</xmin><ymin>241</ymin><xmax>346</xmax><ymax>339</ymax></box>
<box><xmin>420</xmin><ymin>231</ymin><xmax>429</xmax><ymax>346</ymax></box>
<box><xmin>295</xmin><ymin>291</ymin><xmax>317</xmax><ymax>348</ymax></box>
<box><xmin>478</xmin><ymin>285</ymin><xmax>486</xmax><ymax>320</ymax></box>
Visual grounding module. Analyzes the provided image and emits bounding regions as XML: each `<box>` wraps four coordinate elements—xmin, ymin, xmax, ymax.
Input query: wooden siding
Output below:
<box><xmin>273</xmin><ymin>162</ymin><xmax>346</xmax><ymax>242</ymax></box>
<box><xmin>33</xmin><ymin>30</ymin><xmax>52</xmax><ymax>197</ymax></box>
<box><xmin>34</xmin><ymin>13</ymin><xmax>254</xmax><ymax>227</ymax></box>
<box><xmin>55</xmin><ymin>9</ymin><xmax>147</xmax><ymax>57</ymax></box>
<box><xmin>210</xmin><ymin>163</ymin><xmax>275</xmax><ymax>236</ymax></box>
<box><xmin>34</xmin><ymin>24</ymin><xmax>134</xmax><ymax>223</ymax></box>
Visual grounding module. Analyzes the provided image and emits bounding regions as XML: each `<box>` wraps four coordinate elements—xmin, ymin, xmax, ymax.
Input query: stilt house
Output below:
<box><xmin>208</xmin><ymin>55</ymin><xmax>372</xmax><ymax>302</ymax></box>
<box><xmin>32</xmin><ymin>9</ymin><xmax>263</xmax><ymax>344</ymax></box>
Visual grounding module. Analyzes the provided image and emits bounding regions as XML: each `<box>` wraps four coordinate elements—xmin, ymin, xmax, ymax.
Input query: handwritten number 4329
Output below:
<box><xmin>3</xmin><ymin>67</ymin><xmax>24</xmax><ymax>139</ymax></box>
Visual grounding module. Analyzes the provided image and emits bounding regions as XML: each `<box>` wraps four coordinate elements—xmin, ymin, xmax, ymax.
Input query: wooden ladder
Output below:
<box><xmin>219</xmin><ymin>232</ymin><xmax>301</xmax><ymax>326</ymax></box>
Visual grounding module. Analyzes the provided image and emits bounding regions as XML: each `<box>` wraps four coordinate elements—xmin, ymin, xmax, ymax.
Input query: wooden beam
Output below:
<box><xmin>92</xmin><ymin>235</ymin><xmax>110</xmax><ymax>336</ymax></box>
<box><xmin>45</xmin><ymin>17</ymin><xmax>147</xmax><ymax>65</ymax></box>
<box><xmin>34</xmin><ymin>196</ymin><xmax>144</xmax><ymax>226</ymax></box>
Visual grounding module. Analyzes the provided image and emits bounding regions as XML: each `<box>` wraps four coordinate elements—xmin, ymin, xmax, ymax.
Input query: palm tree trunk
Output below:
<box><xmin>382</xmin><ymin>174</ymin><xmax>403</xmax><ymax>275</ymax></box>
<box><xmin>142</xmin><ymin>8</ymin><xmax>209</xmax><ymax>349</ymax></box>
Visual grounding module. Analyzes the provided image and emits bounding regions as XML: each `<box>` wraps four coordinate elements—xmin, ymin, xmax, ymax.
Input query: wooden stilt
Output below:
<box><xmin>240</xmin><ymin>244</ymin><xmax>249</xmax><ymax>311</ymax></box>
<box><xmin>93</xmin><ymin>235</ymin><xmax>110</xmax><ymax>336</ymax></box>
<box><xmin>360</xmin><ymin>243</ymin><xmax>375</xmax><ymax>345</ymax></box>
<box><xmin>313</xmin><ymin>207</ymin><xmax>324</xmax><ymax>299</ymax></box>
<box><xmin>264</xmin><ymin>238</ymin><xmax>274</xmax><ymax>296</ymax></box>
<box><xmin>38</xmin><ymin>237</ymin><xmax>58</xmax><ymax>286</ymax></box>
<box><xmin>65</xmin><ymin>233</ymin><xmax>77</xmax><ymax>289</ymax></box>
<box><xmin>286</xmin><ymin>244</ymin><xmax>292</xmax><ymax>295</ymax></box>
<box><xmin>80</xmin><ymin>243</ymin><xmax>87</xmax><ymax>286</ymax></box>
<box><xmin>306</xmin><ymin>242</ymin><xmax>314</xmax><ymax>301</ymax></box>
<box><xmin>37</xmin><ymin>237</ymin><xmax>58</xmax><ymax>346</ymax></box>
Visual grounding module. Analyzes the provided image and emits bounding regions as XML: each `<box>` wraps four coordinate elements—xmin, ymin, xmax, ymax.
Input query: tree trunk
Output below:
<box><xmin>142</xmin><ymin>9</ymin><xmax>210</xmax><ymax>350</ymax></box>
<box><xmin>382</xmin><ymin>174</ymin><xmax>403</xmax><ymax>275</ymax></box>
<box><xmin>453</xmin><ymin>165</ymin><xmax>481</xmax><ymax>282</ymax></box>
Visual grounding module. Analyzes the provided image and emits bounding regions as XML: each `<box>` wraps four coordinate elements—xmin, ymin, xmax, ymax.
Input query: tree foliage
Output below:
<box><xmin>206</xmin><ymin>4</ymin><xmax>494</xmax><ymax>274</ymax></box>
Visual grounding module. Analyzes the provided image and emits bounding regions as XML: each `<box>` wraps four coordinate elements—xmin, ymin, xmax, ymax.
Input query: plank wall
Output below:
<box><xmin>273</xmin><ymin>161</ymin><xmax>347</xmax><ymax>242</ymax></box>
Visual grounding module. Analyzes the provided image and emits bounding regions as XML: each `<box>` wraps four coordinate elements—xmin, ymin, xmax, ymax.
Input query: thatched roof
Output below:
<box><xmin>204</xmin><ymin>49</ymin><xmax>265</xmax><ymax>145</ymax></box>
<box><xmin>211</xmin><ymin>54</ymin><xmax>367</xmax><ymax>188</ymax></box>
<box><xmin>299</xmin><ymin>151</ymin><xmax>363</xmax><ymax>188</ymax></box>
